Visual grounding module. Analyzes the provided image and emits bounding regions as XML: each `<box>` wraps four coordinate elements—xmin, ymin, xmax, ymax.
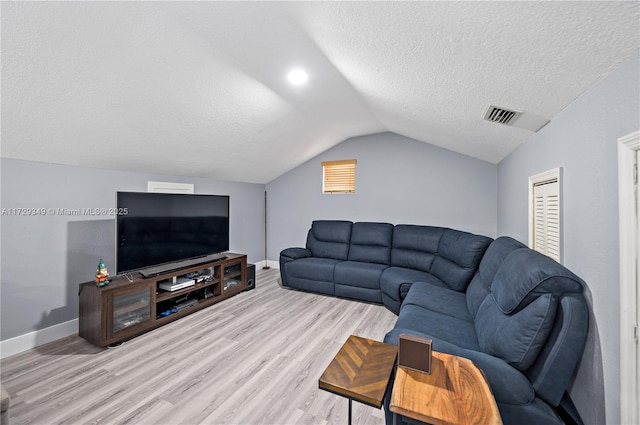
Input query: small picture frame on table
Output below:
<box><xmin>398</xmin><ymin>333</ymin><xmax>433</xmax><ymax>374</ymax></box>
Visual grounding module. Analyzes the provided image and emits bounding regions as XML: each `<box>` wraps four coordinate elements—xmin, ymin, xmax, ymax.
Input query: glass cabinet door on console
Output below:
<box><xmin>222</xmin><ymin>259</ymin><xmax>246</xmax><ymax>295</ymax></box>
<box><xmin>107</xmin><ymin>283</ymin><xmax>153</xmax><ymax>339</ymax></box>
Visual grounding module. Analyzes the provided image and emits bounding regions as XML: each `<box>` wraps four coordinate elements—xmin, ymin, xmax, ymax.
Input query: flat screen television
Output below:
<box><xmin>116</xmin><ymin>192</ymin><xmax>230</xmax><ymax>275</ymax></box>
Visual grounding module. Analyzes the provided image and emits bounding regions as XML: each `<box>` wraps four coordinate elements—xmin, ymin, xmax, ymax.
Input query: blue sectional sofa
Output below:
<box><xmin>279</xmin><ymin>220</ymin><xmax>589</xmax><ymax>425</ymax></box>
<box><xmin>280</xmin><ymin>220</ymin><xmax>492</xmax><ymax>313</ymax></box>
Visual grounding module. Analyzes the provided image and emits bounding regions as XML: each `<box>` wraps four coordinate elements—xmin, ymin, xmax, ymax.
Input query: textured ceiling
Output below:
<box><xmin>2</xmin><ymin>1</ymin><xmax>639</xmax><ymax>183</ymax></box>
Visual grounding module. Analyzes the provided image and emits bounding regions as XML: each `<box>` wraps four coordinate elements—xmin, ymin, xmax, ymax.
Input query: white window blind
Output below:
<box><xmin>322</xmin><ymin>159</ymin><xmax>356</xmax><ymax>194</ymax></box>
<box><xmin>533</xmin><ymin>180</ymin><xmax>560</xmax><ymax>262</ymax></box>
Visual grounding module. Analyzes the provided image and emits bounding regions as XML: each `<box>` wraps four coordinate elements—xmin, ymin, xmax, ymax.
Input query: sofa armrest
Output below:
<box><xmin>280</xmin><ymin>247</ymin><xmax>312</xmax><ymax>260</ymax></box>
<box><xmin>279</xmin><ymin>247</ymin><xmax>312</xmax><ymax>287</ymax></box>
<box><xmin>399</xmin><ymin>282</ymin><xmax>413</xmax><ymax>300</ymax></box>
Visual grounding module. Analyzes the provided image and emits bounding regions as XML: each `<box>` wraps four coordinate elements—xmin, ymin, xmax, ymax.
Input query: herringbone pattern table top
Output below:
<box><xmin>319</xmin><ymin>335</ymin><xmax>398</xmax><ymax>408</ymax></box>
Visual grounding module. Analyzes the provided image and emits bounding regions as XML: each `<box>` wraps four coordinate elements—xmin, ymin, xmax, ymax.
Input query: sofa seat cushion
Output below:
<box><xmin>384</xmin><ymin>328</ymin><xmax>535</xmax><ymax>406</ymax></box>
<box><xmin>475</xmin><ymin>293</ymin><xmax>558</xmax><ymax>371</ymax></box>
<box><xmin>286</xmin><ymin>257</ymin><xmax>341</xmax><ymax>282</ymax></box>
<box><xmin>334</xmin><ymin>261</ymin><xmax>388</xmax><ymax>289</ymax></box>
<box><xmin>492</xmin><ymin>248</ymin><xmax>584</xmax><ymax>314</ymax></box>
<box><xmin>380</xmin><ymin>267</ymin><xmax>448</xmax><ymax>300</ymax></box>
<box><xmin>403</xmin><ymin>282</ymin><xmax>472</xmax><ymax>322</ymax></box>
<box><xmin>399</xmin><ymin>274</ymin><xmax>450</xmax><ymax>300</ymax></box>
<box><xmin>394</xmin><ymin>304</ymin><xmax>479</xmax><ymax>350</ymax></box>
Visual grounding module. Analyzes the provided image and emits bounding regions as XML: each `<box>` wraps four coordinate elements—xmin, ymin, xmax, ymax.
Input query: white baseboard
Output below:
<box><xmin>252</xmin><ymin>260</ymin><xmax>266</xmax><ymax>269</ymax></box>
<box><xmin>1</xmin><ymin>261</ymin><xmax>280</xmax><ymax>359</ymax></box>
<box><xmin>1</xmin><ymin>319</ymin><xmax>78</xmax><ymax>359</ymax></box>
<box><xmin>252</xmin><ymin>260</ymin><xmax>279</xmax><ymax>270</ymax></box>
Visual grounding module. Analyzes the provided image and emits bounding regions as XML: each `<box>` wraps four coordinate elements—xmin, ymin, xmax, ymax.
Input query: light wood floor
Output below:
<box><xmin>1</xmin><ymin>269</ymin><xmax>398</xmax><ymax>425</ymax></box>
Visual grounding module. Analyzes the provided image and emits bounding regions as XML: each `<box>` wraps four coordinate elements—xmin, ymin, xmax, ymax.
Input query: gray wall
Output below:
<box><xmin>266</xmin><ymin>132</ymin><xmax>497</xmax><ymax>260</ymax></box>
<box><xmin>0</xmin><ymin>158</ymin><xmax>265</xmax><ymax>340</ymax></box>
<box><xmin>497</xmin><ymin>52</ymin><xmax>640</xmax><ymax>425</ymax></box>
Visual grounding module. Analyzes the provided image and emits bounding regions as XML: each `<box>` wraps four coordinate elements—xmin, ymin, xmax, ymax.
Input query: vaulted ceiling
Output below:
<box><xmin>2</xmin><ymin>1</ymin><xmax>639</xmax><ymax>183</ymax></box>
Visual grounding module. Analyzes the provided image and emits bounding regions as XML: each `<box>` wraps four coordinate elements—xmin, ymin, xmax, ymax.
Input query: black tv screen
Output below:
<box><xmin>116</xmin><ymin>192</ymin><xmax>230</xmax><ymax>274</ymax></box>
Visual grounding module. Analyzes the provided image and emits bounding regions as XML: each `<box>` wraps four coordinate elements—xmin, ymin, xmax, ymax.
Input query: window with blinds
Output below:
<box><xmin>529</xmin><ymin>168</ymin><xmax>561</xmax><ymax>263</ymax></box>
<box><xmin>322</xmin><ymin>159</ymin><xmax>357</xmax><ymax>194</ymax></box>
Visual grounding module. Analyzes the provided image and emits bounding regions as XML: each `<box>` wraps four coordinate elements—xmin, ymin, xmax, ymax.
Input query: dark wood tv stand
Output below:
<box><xmin>79</xmin><ymin>253</ymin><xmax>247</xmax><ymax>347</ymax></box>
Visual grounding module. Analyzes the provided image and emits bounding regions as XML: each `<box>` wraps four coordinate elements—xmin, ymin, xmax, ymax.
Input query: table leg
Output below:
<box><xmin>348</xmin><ymin>398</ymin><xmax>352</xmax><ymax>425</ymax></box>
<box><xmin>393</xmin><ymin>412</ymin><xmax>397</xmax><ymax>425</ymax></box>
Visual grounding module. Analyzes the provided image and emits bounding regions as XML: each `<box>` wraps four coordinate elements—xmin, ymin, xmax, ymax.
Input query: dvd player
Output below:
<box><xmin>158</xmin><ymin>277</ymin><xmax>195</xmax><ymax>291</ymax></box>
<box><xmin>175</xmin><ymin>299</ymin><xmax>198</xmax><ymax>311</ymax></box>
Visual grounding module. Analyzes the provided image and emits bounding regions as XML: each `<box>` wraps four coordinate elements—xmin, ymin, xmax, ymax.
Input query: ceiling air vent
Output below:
<box><xmin>484</xmin><ymin>105</ymin><xmax>522</xmax><ymax>126</ymax></box>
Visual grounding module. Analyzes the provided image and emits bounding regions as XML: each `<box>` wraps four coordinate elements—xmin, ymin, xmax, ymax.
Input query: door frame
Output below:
<box><xmin>618</xmin><ymin>130</ymin><xmax>639</xmax><ymax>425</ymax></box>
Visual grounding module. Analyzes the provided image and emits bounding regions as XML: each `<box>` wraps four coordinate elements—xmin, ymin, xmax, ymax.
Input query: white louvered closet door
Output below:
<box><xmin>532</xmin><ymin>180</ymin><xmax>560</xmax><ymax>262</ymax></box>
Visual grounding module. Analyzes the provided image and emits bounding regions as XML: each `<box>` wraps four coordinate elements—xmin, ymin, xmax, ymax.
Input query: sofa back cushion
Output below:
<box><xmin>348</xmin><ymin>222</ymin><xmax>393</xmax><ymax>264</ymax></box>
<box><xmin>430</xmin><ymin>229</ymin><xmax>492</xmax><ymax>292</ymax></box>
<box><xmin>491</xmin><ymin>249</ymin><xmax>584</xmax><ymax>314</ymax></box>
<box><xmin>474</xmin><ymin>245</ymin><xmax>586</xmax><ymax>375</ymax></box>
<box><xmin>475</xmin><ymin>292</ymin><xmax>557</xmax><ymax>371</ymax></box>
<box><xmin>390</xmin><ymin>225</ymin><xmax>443</xmax><ymax>273</ymax></box>
<box><xmin>306</xmin><ymin>220</ymin><xmax>353</xmax><ymax>260</ymax></box>
<box><xmin>391</xmin><ymin>225</ymin><xmax>491</xmax><ymax>292</ymax></box>
<box><xmin>466</xmin><ymin>237</ymin><xmax>527</xmax><ymax>318</ymax></box>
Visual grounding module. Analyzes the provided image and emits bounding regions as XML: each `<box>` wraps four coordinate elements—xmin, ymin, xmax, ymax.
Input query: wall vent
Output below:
<box><xmin>484</xmin><ymin>105</ymin><xmax>522</xmax><ymax>126</ymax></box>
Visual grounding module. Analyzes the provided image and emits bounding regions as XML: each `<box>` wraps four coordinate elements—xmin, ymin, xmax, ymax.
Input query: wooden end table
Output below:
<box><xmin>319</xmin><ymin>335</ymin><xmax>398</xmax><ymax>425</ymax></box>
<box><xmin>390</xmin><ymin>351</ymin><xmax>503</xmax><ymax>425</ymax></box>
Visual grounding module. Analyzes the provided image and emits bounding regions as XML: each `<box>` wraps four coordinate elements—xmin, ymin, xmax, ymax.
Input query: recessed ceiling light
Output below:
<box><xmin>287</xmin><ymin>69</ymin><xmax>308</xmax><ymax>86</ymax></box>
